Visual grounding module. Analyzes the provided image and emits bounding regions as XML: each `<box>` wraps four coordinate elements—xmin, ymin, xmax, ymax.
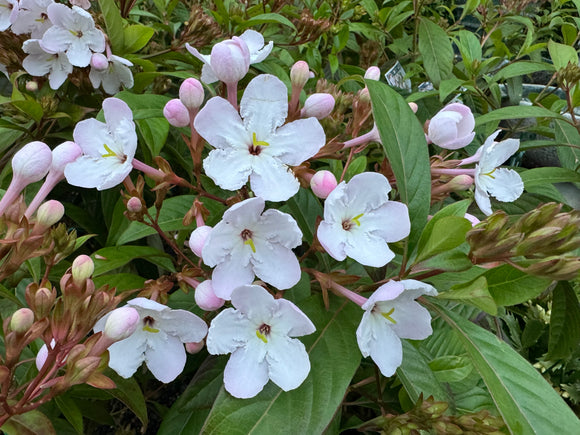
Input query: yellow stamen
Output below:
<box><xmin>381</xmin><ymin>307</ymin><xmax>397</xmax><ymax>324</ymax></box>
<box><xmin>252</xmin><ymin>132</ymin><xmax>269</xmax><ymax>147</ymax></box>
<box><xmin>143</xmin><ymin>325</ymin><xmax>160</xmax><ymax>333</ymax></box>
<box><xmin>244</xmin><ymin>238</ymin><xmax>256</xmax><ymax>253</ymax></box>
<box><xmin>351</xmin><ymin>213</ymin><xmax>364</xmax><ymax>226</ymax></box>
<box><xmin>101</xmin><ymin>144</ymin><xmax>117</xmax><ymax>158</ymax></box>
<box><xmin>256</xmin><ymin>330</ymin><xmax>268</xmax><ymax>343</ymax></box>
<box><xmin>482</xmin><ymin>168</ymin><xmax>497</xmax><ymax>179</ymax></box>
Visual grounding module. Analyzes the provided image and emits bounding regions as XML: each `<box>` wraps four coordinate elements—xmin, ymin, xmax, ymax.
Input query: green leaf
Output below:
<box><xmin>475</xmin><ymin>106</ymin><xmax>565</xmax><ymax>126</ymax></box>
<box><xmin>198</xmin><ymin>295</ymin><xmax>361</xmax><ymax>434</ymax></box>
<box><xmin>55</xmin><ymin>395</ymin><xmax>83</xmax><ymax>435</ymax></box>
<box><xmin>12</xmin><ymin>99</ymin><xmax>43</xmax><ymax>122</ymax></box>
<box><xmin>367</xmin><ymin>80</ymin><xmax>431</xmax><ymax>254</ymax></box>
<box><xmin>418</xmin><ymin>18</ymin><xmax>453</xmax><ymax>87</ymax></box>
<box><xmin>415</xmin><ymin>216</ymin><xmax>472</xmax><ymax>264</ymax></box>
<box><xmin>439</xmin><ymin>77</ymin><xmax>465</xmax><ymax>101</ymax></box>
<box><xmin>137</xmin><ymin>118</ymin><xmax>169</xmax><ymax>157</ymax></box>
<box><xmin>484</xmin><ymin>264</ymin><xmax>550</xmax><ymax>307</ymax></box>
<box><xmin>521</xmin><ymin>167</ymin><xmax>580</xmax><ymax>187</ymax></box>
<box><xmin>455</xmin><ymin>30</ymin><xmax>482</xmax><ymax>67</ymax></box>
<box><xmin>554</xmin><ymin>119</ymin><xmax>580</xmax><ymax>171</ymax></box>
<box><xmin>493</xmin><ymin>61</ymin><xmax>555</xmax><ymax>81</ymax></box>
<box><xmin>106</xmin><ymin>371</ymin><xmax>148</xmax><ymax>430</ymax></box>
<box><xmin>419</xmin><ymin>249</ymin><xmax>474</xmax><ymax>272</ymax></box>
<box><xmin>548</xmin><ymin>40</ymin><xmax>579</xmax><ymax>71</ymax></box>
<box><xmin>284</xmin><ymin>188</ymin><xmax>323</xmax><ymax>243</ymax></box>
<box><xmin>428</xmin><ymin>355</ymin><xmax>474</xmax><ymax>383</ymax></box>
<box><xmin>92</xmin><ymin>245</ymin><xmax>175</xmax><ymax>275</ymax></box>
<box><xmin>1</xmin><ymin>410</ymin><xmax>56</xmax><ymax>435</ymax></box>
<box><xmin>438</xmin><ymin>276</ymin><xmax>497</xmax><ymax>315</ymax></box>
<box><xmin>548</xmin><ymin>281</ymin><xmax>580</xmax><ymax>359</ymax></box>
<box><xmin>93</xmin><ymin>273</ymin><xmax>146</xmax><ymax>292</ymax></box>
<box><xmin>98</xmin><ymin>0</ymin><xmax>125</xmax><ymax>53</ymax></box>
<box><xmin>430</xmin><ymin>302</ymin><xmax>580</xmax><ymax>435</ymax></box>
<box><xmin>124</xmin><ymin>25</ymin><xmax>156</xmax><ymax>54</ymax></box>
<box><xmin>345</xmin><ymin>155</ymin><xmax>366</xmax><ymax>181</ymax></box>
<box><xmin>241</xmin><ymin>13</ymin><xmax>296</xmax><ymax>30</ymax></box>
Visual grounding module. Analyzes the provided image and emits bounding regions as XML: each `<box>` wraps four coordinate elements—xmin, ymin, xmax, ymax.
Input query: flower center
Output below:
<box><xmin>248</xmin><ymin>132</ymin><xmax>269</xmax><ymax>156</ymax></box>
<box><xmin>380</xmin><ymin>307</ymin><xmax>397</xmax><ymax>324</ymax></box>
<box><xmin>241</xmin><ymin>229</ymin><xmax>256</xmax><ymax>253</ymax></box>
<box><xmin>69</xmin><ymin>29</ymin><xmax>84</xmax><ymax>38</ymax></box>
<box><xmin>142</xmin><ymin>316</ymin><xmax>160</xmax><ymax>333</ymax></box>
<box><xmin>256</xmin><ymin>323</ymin><xmax>271</xmax><ymax>343</ymax></box>
<box><xmin>36</xmin><ymin>13</ymin><xmax>48</xmax><ymax>22</ymax></box>
<box><xmin>482</xmin><ymin>168</ymin><xmax>497</xmax><ymax>179</ymax></box>
<box><xmin>341</xmin><ymin>213</ymin><xmax>364</xmax><ymax>231</ymax></box>
<box><xmin>101</xmin><ymin>144</ymin><xmax>127</xmax><ymax>162</ymax></box>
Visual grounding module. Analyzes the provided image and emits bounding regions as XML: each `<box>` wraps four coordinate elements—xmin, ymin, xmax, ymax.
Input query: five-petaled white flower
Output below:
<box><xmin>317</xmin><ymin>172</ymin><xmax>410</xmax><ymax>267</ymax></box>
<box><xmin>22</xmin><ymin>39</ymin><xmax>73</xmax><ymax>90</ymax></box>
<box><xmin>40</xmin><ymin>4</ymin><xmax>105</xmax><ymax>67</ymax></box>
<box><xmin>202</xmin><ymin>197</ymin><xmax>302</xmax><ymax>300</ymax></box>
<box><xmin>357</xmin><ymin>280</ymin><xmax>437</xmax><ymax>377</ymax></box>
<box><xmin>474</xmin><ymin>130</ymin><xmax>524</xmax><ymax>216</ymax></box>
<box><xmin>64</xmin><ymin>97</ymin><xmax>137</xmax><ymax>190</ymax></box>
<box><xmin>94</xmin><ymin>298</ymin><xmax>208</xmax><ymax>383</ymax></box>
<box><xmin>194</xmin><ymin>74</ymin><xmax>326</xmax><ymax>201</ymax></box>
<box><xmin>10</xmin><ymin>0</ymin><xmax>53</xmax><ymax>38</ymax></box>
<box><xmin>89</xmin><ymin>54</ymin><xmax>134</xmax><ymax>94</ymax></box>
<box><xmin>206</xmin><ymin>284</ymin><xmax>315</xmax><ymax>398</ymax></box>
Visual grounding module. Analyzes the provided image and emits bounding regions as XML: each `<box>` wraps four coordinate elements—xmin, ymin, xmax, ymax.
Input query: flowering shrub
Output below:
<box><xmin>0</xmin><ymin>0</ymin><xmax>580</xmax><ymax>433</ymax></box>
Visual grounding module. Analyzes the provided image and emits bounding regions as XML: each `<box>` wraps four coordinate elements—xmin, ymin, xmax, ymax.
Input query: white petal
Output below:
<box><xmin>362</xmin><ymin>201</ymin><xmax>410</xmax><ymax>242</ymax></box>
<box><xmin>273</xmin><ymin>299</ymin><xmax>316</xmax><ymax>337</ymax></box>
<box><xmin>145</xmin><ymin>333</ymin><xmax>186</xmax><ymax>383</ymax></box>
<box><xmin>73</xmin><ymin>118</ymin><xmax>112</xmax><ymax>156</ymax></box>
<box><xmin>322</xmin><ymin>181</ymin><xmax>348</xmax><ymax>223</ymax></box>
<box><xmin>200</xmin><ymin>63</ymin><xmax>218</xmax><ymax>84</ymax></box>
<box><xmin>230</xmin><ymin>284</ymin><xmax>277</xmax><ymax>320</ymax></box>
<box><xmin>344</xmin><ymin>230</ymin><xmax>395</xmax><ymax>267</ymax></box>
<box><xmin>480</xmin><ymin>135</ymin><xmax>519</xmax><ymax>170</ymax></box>
<box><xmin>474</xmin><ymin>185</ymin><xmax>493</xmax><ymax>216</ymax></box>
<box><xmin>159</xmin><ymin>309</ymin><xmax>208</xmax><ymax>343</ymax></box>
<box><xmin>221</xmin><ymin>196</ymin><xmax>265</xmax><ymax>228</ymax></box>
<box><xmin>206</xmin><ymin>308</ymin><xmax>250</xmax><ymax>355</ymax></box>
<box><xmin>356</xmin><ymin>312</ymin><xmax>402</xmax><ymax>377</ymax></box>
<box><xmin>387</xmin><ymin>299</ymin><xmax>433</xmax><ymax>340</ymax></box>
<box><xmin>223</xmin><ymin>342</ymin><xmax>269</xmax><ymax>398</ymax></box>
<box><xmin>486</xmin><ymin>168</ymin><xmax>524</xmax><ymax>202</ymax></box>
<box><xmin>317</xmin><ymin>221</ymin><xmax>347</xmax><ymax>261</ymax></box>
<box><xmin>363</xmin><ymin>281</ymin><xmax>405</xmax><ymax>310</ymax></box>
<box><xmin>256</xmin><ymin>209</ymin><xmax>302</xmax><ymax>248</ymax></box>
<box><xmin>127</xmin><ymin>297</ymin><xmax>166</xmax><ymax>311</ymax></box>
<box><xmin>211</xmin><ymin>257</ymin><xmax>255</xmax><ymax>300</ymax></box>
<box><xmin>23</xmin><ymin>53</ymin><xmax>52</xmax><ymax>76</ymax></box>
<box><xmin>345</xmin><ymin>172</ymin><xmax>391</xmax><ymax>213</ymax></box>
<box><xmin>40</xmin><ymin>26</ymin><xmax>72</xmax><ymax>53</ymax></box>
<box><xmin>239</xmin><ymin>30</ymin><xmax>273</xmax><ymax>64</ymax></box>
<box><xmin>194</xmin><ymin>96</ymin><xmax>249</xmax><ymax>150</ymax></box>
<box><xmin>267</xmin><ymin>118</ymin><xmax>325</xmax><ymax>165</ymax></box>
<box><xmin>203</xmin><ymin>148</ymin><xmax>253</xmax><ymax>191</ymax></box>
<box><xmin>106</xmin><ymin>329</ymin><xmax>147</xmax><ymax>378</ymax></box>
<box><xmin>428</xmin><ymin>111</ymin><xmax>461</xmax><ymax>146</ymax></box>
<box><xmin>251</xmin><ymin>238</ymin><xmax>301</xmax><ymax>290</ymax></box>
<box><xmin>266</xmin><ymin>335</ymin><xmax>310</xmax><ymax>391</ymax></box>
<box><xmin>65</xmin><ymin>37</ymin><xmax>92</xmax><ymax>67</ymax></box>
<box><xmin>400</xmin><ymin>279</ymin><xmax>438</xmax><ymax>298</ymax></box>
<box><xmin>249</xmin><ymin>155</ymin><xmax>299</xmax><ymax>201</ymax></box>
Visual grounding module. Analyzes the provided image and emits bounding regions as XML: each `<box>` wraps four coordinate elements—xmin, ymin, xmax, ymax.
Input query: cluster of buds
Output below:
<box><xmin>467</xmin><ymin>203</ymin><xmax>580</xmax><ymax>279</ymax></box>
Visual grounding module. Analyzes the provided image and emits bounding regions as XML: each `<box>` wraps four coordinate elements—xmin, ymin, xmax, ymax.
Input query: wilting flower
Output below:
<box><xmin>65</xmin><ymin>97</ymin><xmax>137</xmax><ymax>190</ymax></box>
<box><xmin>357</xmin><ymin>280</ymin><xmax>437</xmax><ymax>376</ymax></box>
<box><xmin>22</xmin><ymin>39</ymin><xmax>73</xmax><ymax>90</ymax></box>
<box><xmin>427</xmin><ymin>102</ymin><xmax>475</xmax><ymax>150</ymax></box>
<box><xmin>194</xmin><ymin>74</ymin><xmax>325</xmax><ymax>201</ymax></box>
<box><xmin>10</xmin><ymin>0</ymin><xmax>53</xmax><ymax>38</ymax></box>
<box><xmin>317</xmin><ymin>172</ymin><xmax>410</xmax><ymax>267</ymax></box>
<box><xmin>202</xmin><ymin>197</ymin><xmax>302</xmax><ymax>299</ymax></box>
<box><xmin>89</xmin><ymin>54</ymin><xmax>134</xmax><ymax>94</ymax></box>
<box><xmin>474</xmin><ymin>130</ymin><xmax>524</xmax><ymax>215</ymax></box>
<box><xmin>206</xmin><ymin>285</ymin><xmax>315</xmax><ymax>398</ymax></box>
<box><xmin>94</xmin><ymin>298</ymin><xmax>208</xmax><ymax>383</ymax></box>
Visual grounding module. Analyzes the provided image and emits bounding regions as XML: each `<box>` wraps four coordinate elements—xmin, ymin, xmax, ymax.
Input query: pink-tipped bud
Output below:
<box><xmin>179</xmin><ymin>78</ymin><xmax>204</xmax><ymax>110</ymax></box>
<box><xmin>103</xmin><ymin>306</ymin><xmax>140</xmax><ymax>342</ymax></box>
<box><xmin>427</xmin><ymin>102</ymin><xmax>475</xmax><ymax>150</ymax></box>
<box><xmin>126</xmin><ymin>197</ymin><xmax>142</xmax><ymax>213</ymax></box>
<box><xmin>189</xmin><ymin>225</ymin><xmax>212</xmax><ymax>258</ymax></box>
<box><xmin>364</xmin><ymin>66</ymin><xmax>381</xmax><ymax>81</ymax></box>
<box><xmin>464</xmin><ymin>213</ymin><xmax>480</xmax><ymax>227</ymax></box>
<box><xmin>50</xmin><ymin>141</ymin><xmax>82</xmax><ymax>179</ymax></box>
<box><xmin>358</xmin><ymin>87</ymin><xmax>370</xmax><ymax>103</ymax></box>
<box><xmin>301</xmin><ymin>93</ymin><xmax>335</xmax><ymax>119</ymax></box>
<box><xmin>210</xmin><ymin>37</ymin><xmax>250</xmax><ymax>84</ymax></box>
<box><xmin>195</xmin><ymin>280</ymin><xmax>225</xmax><ymax>311</ymax></box>
<box><xmin>408</xmin><ymin>102</ymin><xmax>418</xmax><ymax>113</ymax></box>
<box><xmin>10</xmin><ymin>308</ymin><xmax>34</xmax><ymax>333</ymax></box>
<box><xmin>163</xmin><ymin>99</ymin><xmax>190</xmax><ymax>127</ymax></box>
<box><xmin>310</xmin><ymin>170</ymin><xmax>338</xmax><ymax>199</ymax></box>
<box><xmin>26</xmin><ymin>81</ymin><xmax>38</xmax><ymax>92</ymax></box>
<box><xmin>185</xmin><ymin>341</ymin><xmax>205</xmax><ymax>354</ymax></box>
<box><xmin>36</xmin><ymin>200</ymin><xmax>64</xmax><ymax>227</ymax></box>
<box><xmin>290</xmin><ymin>60</ymin><xmax>310</xmax><ymax>88</ymax></box>
<box><xmin>90</xmin><ymin>53</ymin><xmax>109</xmax><ymax>71</ymax></box>
<box><xmin>35</xmin><ymin>287</ymin><xmax>54</xmax><ymax>318</ymax></box>
<box><xmin>447</xmin><ymin>175</ymin><xmax>474</xmax><ymax>191</ymax></box>
<box><xmin>71</xmin><ymin>255</ymin><xmax>94</xmax><ymax>286</ymax></box>
<box><xmin>12</xmin><ymin>141</ymin><xmax>52</xmax><ymax>185</ymax></box>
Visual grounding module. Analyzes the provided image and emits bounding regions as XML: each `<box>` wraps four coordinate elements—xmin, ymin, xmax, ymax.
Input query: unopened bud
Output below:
<box><xmin>364</xmin><ymin>66</ymin><xmax>380</xmax><ymax>81</ymax></box>
<box><xmin>12</xmin><ymin>141</ymin><xmax>52</xmax><ymax>185</ymax></box>
<box><xmin>163</xmin><ymin>99</ymin><xmax>190</xmax><ymax>127</ymax></box>
<box><xmin>290</xmin><ymin>60</ymin><xmax>310</xmax><ymax>88</ymax></box>
<box><xmin>126</xmin><ymin>197</ymin><xmax>142</xmax><ymax>213</ymax></box>
<box><xmin>35</xmin><ymin>287</ymin><xmax>55</xmax><ymax>318</ymax></box>
<box><xmin>10</xmin><ymin>308</ymin><xmax>34</xmax><ymax>333</ymax></box>
<box><xmin>464</xmin><ymin>213</ymin><xmax>480</xmax><ymax>226</ymax></box>
<box><xmin>36</xmin><ymin>200</ymin><xmax>65</xmax><ymax>227</ymax></box>
<box><xmin>90</xmin><ymin>53</ymin><xmax>109</xmax><ymax>71</ymax></box>
<box><xmin>26</xmin><ymin>81</ymin><xmax>38</xmax><ymax>92</ymax></box>
<box><xmin>71</xmin><ymin>255</ymin><xmax>94</xmax><ymax>286</ymax></box>
<box><xmin>179</xmin><ymin>78</ymin><xmax>204</xmax><ymax>110</ymax></box>
<box><xmin>301</xmin><ymin>93</ymin><xmax>335</xmax><ymax>119</ymax></box>
<box><xmin>189</xmin><ymin>225</ymin><xmax>212</xmax><ymax>258</ymax></box>
<box><xmin>103</xmin><ymin>306</ymin><xmax>140</xmax><ymax>342</ymax></box>
<box><xmin>50</xmin><ymin>141</ymin><xmax>82</xmax><ymax>177</ymax></box>
<box><xmin>185</xmin><ymin>340</ymin><xmax>205</xmax><ymax>354</ymax></box>
<box><xmin>310</xmin><ymin>170</ymin><xmax>338</xmax><ymax>199</ymax></box>
<box><xmin>408</xmin><ymin>102</ymin><xmax>418</xmax><ymax>113</ymax></box>
<box><xmin>358</xmin><ymin>87</ymin><xmax>370</xmax><ymax>103</ymax></box>
<box><xmin>195</xmin><ymin>280</ymin><xmax>225</xmax><ymax>311</ymax></box>
<box><xmin>447</xmin><ymin>175</ymin><xmax>473</xmax><ymax>191</ymax></box>
<box><xmin>209</xmin><ymin>37</ymin><xmax>250</xmax><ymax>84</ymax></box>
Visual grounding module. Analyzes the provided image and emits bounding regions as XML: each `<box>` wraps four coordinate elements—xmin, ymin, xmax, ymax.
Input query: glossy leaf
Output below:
<box><xmin>521</xmin><ymin>167</ymin><xmax>580</xmax><ymax>187</ymax></box>
<box><xmin>484</xmin><ymin>265</ymin><xmax>551</xmax><ymax>306</ymax></box>
<box><xmin>98</xmin><ymin>0</ymin><xmax>124</xmax><ymax>53</ymax></box>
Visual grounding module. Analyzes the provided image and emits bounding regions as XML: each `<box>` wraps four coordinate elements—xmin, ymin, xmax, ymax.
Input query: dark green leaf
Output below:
<box><xmin>93</xmin><ymin>273</ymin><xmax>146</xmax><ymax>292</ymax></box>
<box><xmin>418</xmin><ymin>18</ymin><xmax>453</xmax><ymax>87</ymax></box>
<box><xmin>493</xmin><ymin>61</ymin><xmax>555</xmax><ymax>81</ymax></box>
<box><xmin>92</xmin><ymin>245</ymin><xmax>175</xmax><ymax>275</ymax></box>
<box><xmin>284</xmin><ymin>188</ymin><xmax>323</xmax><ymax>243</ymax></box>
<box><xmin>106</xmin><ymin>371</ymin><xmax>148</xmax><ymax>430</ymax></box>
<box><xmin>484</xmin><ymin>265</ymin><xmax>550</xmax><ymax>306</ymax></box>
<box><xmin>548</xmin><ymin>281</ymin><xmax>580</xmax><ymax>359</ymax></box>
<box><xmin>475</xmin><ymin>106</ymin><xmax>566</xmax><ymax>126</ymax></box>
<box><xmin>554</xmin><ymin>120</ymin><xmax>580</xmax><ymax>171</ymax></box>
<box><xmin>1</xmin><ymin>410</ymin><xmax>56</xmax><ymax>435</ymax></box>
<box><xmin>55</xmin><ymin>395</ymin><xmax>83</xmax><ymax>435</ymax></box>
<box><xmin>98</xmin><ymin>0</ymin><xmax>124</xmax><ymax>53</ymax></box>
<box><xmin>438</xmin><ymin>276</ymin><xmax>497</xmax><ymax>315</ymax></box>
<box><xmin>521</xmin><ymin>167</ymin><xmax>580</xmax><ymax>187</ymax></box>
<box><xmin>428</xmin><ymin>355</ymin><xmax>474</xmax><ymax>383</ymax></box>
<box><xmin>240</xmin><ymin>13</ymin><xmax>296</xmax><ymax>30</ymax></box>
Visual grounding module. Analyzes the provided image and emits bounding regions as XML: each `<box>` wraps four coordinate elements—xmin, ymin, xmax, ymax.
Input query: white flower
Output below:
<box><xmin>22</xmin><ymin>39</ymin><xmax>73</xmax><ymax>90</ymax></box>
<box><xmin>0</xmin><ymin>0</ymin><xmax>17</xmax><ymax>31</ymax></box>
<box><xmin>206</xmin><ymin>285</ymin><xmax>315</xmax><ymax>398</ymax></box>
<box><xmin>357</xmin><ymin>280</ymin><xmax>437</xmax><ymax>377</ymax></box>
<box><xmin>10</xmin><ymin>0</ymin><xmax>53</xmax><ymax>38</ymax></box>
<box><xmin>202</xmin><ymin>197</ymin><xmax>302</xmax><ymax>300</ymax></box>
<box><xmin>40</xmin><ymin>4</ymin><xmax>105</xmax><ymax>67</ymax></box>
<box><xmin>94</xmin><ymin>298</ymin><xmax>208</xmax><ymax>383</ymax></box>
<box><xmin>194</xmin><ymin>74</ymin><xmax>326</xmax><ymax>201</ymax></box>
<box><xmin>186</xmin><ymin>29</ymin><xmax>273</xmax><ymax>84</ymax></box>
<box><xmin>64</xmin><ymin>97</ymin><xmax>137</xmax><ymax>190</ymax></box>
<box><xmin>317</xmin><ymin>172</ymin><xmax>410</xmax><ymax>267</ymax></box>
<box><xmin>474</xmin><ymin>130</ymin><xmax>524</xmax><ymax>216</ymax></box>
<box><xmin>89</xmin><ymin>54</ymin><xmax>134</xmax><ymax>94</ymax></box>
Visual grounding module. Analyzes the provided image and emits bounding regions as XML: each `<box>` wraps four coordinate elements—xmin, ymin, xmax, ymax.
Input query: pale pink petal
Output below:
<box><xmin>256</xmin><ymin>209</ymin><xmax>302</xmax><ymax>248</ymax></box>
<box><xmin>194</xmin><ymin>96</ymin><xmax>249</xmax><ymax>150</ymax></box>
<box><xmin>363</xmin><ymin>281</ymin><xmax>405</xmax><ymax>309</ymax></box>
<box><xmin>145</xmin><ymin>333</ymin><xmax>186</xmax><ymax>383</ymax></box>
<box><xmin>223</xmin><ymin>342</ymin><xmax>269</xmax><ymax>398</ymax></box>
<box><xmin>344</xmin><ymin>230</ymin><xmax>395</xmax><ymax>267</ymax></box>
<box><xmin>428</xmin><ymin>111</ymin><xmax>461</xmax><ymax>146</ymax></box>
<box><xmin>274</xmin><ymin>299</ymin><xmax>316</xmax><ymax>337</ymax></box>
<box><xmin>203</xmin><ymin>148</ymin><xmax>253</xmax><ymax>191</ymax></box>
<box><xmin>73</xmin><ymin>118</ymin><xmax>115</xmax><ymax>156</ymax></box>
<box><xmin>317</xmin><ymin>221</ymin><xmax>347</xmax><ymax>261</ymax></box>
<box><xmin>106</xmin><ymin>329</ymin><xmax>148</xmax><ymax>378</ymax></box>
<box><xmin>384</xmin><ymin>299</ymin><xmax>434</xmax><ymax>340</ymax></box>
<box><xmin>239</xmin><ymin>29</ymin><xmax>273</xmax><ymax>64</ymax></box>
<box><xmin>211</xmin><ymin>257</ymin><xmax>255</xmax><ymax>300</ymax></box>
<box><xmin>362</xmin><ymin>201</ymin><xmax>410</xmax><ymax>242</ymax></box>
<box><xmin>159</xmin><ymin>309</ymin><xmax>208</xmax><ymax>343</ymax></box>
<box><xmin>40</xmin><ymin>26</ymin><xmax>72</xmax><ymax>53</ymax></box>
<box><xmin>230</xmin><ymin>285</ymin><xmax>278</xmax><ymax>320</ymax></box>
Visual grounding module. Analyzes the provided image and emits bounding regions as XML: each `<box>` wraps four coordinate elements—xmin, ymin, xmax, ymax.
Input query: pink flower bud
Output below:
<box><xmin>50</xmin><ymin>141</ymin><xmax>82</xmax><ymax>178</ymax></box>
<box><xmin>358</xmin><ymin>87</ymin><xmax>370</xmax><ymax>103</ymax></box>
<box><xmin>301</xmin><ymin>93</ymin><xmax>335</xmax><ymax>119</ymax></box>
<box><xmin>189</xmin><ymin>225</ymin><xmax>212</xmax><ymax>258</ymax></box>
<box><xmin>26</xmin><ymin>81</ymin><xmax>38</xmax><ymax>92</ymax></box>
<box><xmin>310</xmin><ymin>170</ymin><xmax>338</xmax><ymax>199</ymax></box>
<box><xmin>163</xmin><ymin>99</ymin><xmax>190</xmax><ymax>127</ymax></box>
<box><xmin>447</xmin><ymin>175</ymin><xmax>474</xmax><ymax>191</ymax></box>
<box><xmin>12</xmin><ymin>141</ymin><xmax>52</xmax><ymax>185</ymax></box>
<box><xmin>195</xmin><ymin>280</ymin><xmax>225</xmax><ymax>311</ymax></box>
<box><xmin>126</xmin><ymin>197</ymin><xmax>142</xmax><ymax>213</ymax></box>
<box><xmin>464</xmin><ymin>213</ymin><xmax>480</xmax><ymax>227</ymax></box>
<box><xmin>210</xmin><ymin>37</ymin><xmax>250</xmax><ymax>84</ymax></box>
<box><xmin>71</xmin><ymin>255</ymin><xmax>94</xmax><ymax>285</ymax></box>
<box><xmin>185</xmin><ymin>341</ymin><xmax>205</xmax><ymax>354</ymax></box>
<box><xmin>364</xmin><ymin>66</ymin><xmax>381</xmax><ymax>81</ymax></box>
<box><xmin>290</xmin><ymin>60</ymin><xmax>310</xmax><ymax>88</ymax></box>
<box><xmin>36</xmin><ymin>200</ymin><xmax>64</xmax><ymax>227</ymax></box>
<box><xmin>408</xmin><ymin>102</ymin><xmax>418</xmax><ymax>113</ymax></box>
<box><xmin>91</xmin><ymin>53</ymin><xmax>109</xmax><ymax>71</ymax></box>
<box><xmin>427</xmin><ymin>103</ymin><xmax>475</xmax><ymax>150</ymax></box>
<box><xmin>103</xmin><ymin>306</ymin><xmax>140</xmax><ymax>342</ymax></box>
<box><xmin>179</xmin><ymin>78</ymin><xmax>204</xmax><ymax>110</ymax></box>
<box><xmin>10</xmin><ymin>308</ymin><xmax>34</xmax><ymax>333</ymax></box>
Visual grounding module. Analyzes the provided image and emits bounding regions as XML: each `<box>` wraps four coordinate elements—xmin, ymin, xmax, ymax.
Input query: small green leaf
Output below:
<box><xmin>283</xmin><ymin>188</ymin><xmax>323</xmax><ymax>243</ymax></box>
<box><xmin>136</xmin><ymin>118</ymin><xmax>169</xmax><ymax>157</ymax></box>
<box><xmin>345</xmin><ymin>155</ymin><xmax>367</xmax><ymax>181</ymax></box>
<box><xmin>521</xmin><ymin>167</ymin><xmax>580</xmax><ymax>187</ymax></box>
<box><xmin>92</xmin><ymin>245</ymin><xmax>175</xmax><ymax>275</ymax></box>
<box><xmin>123</xmin><ymin>25</ymin><xmax>156</xmax><ymax>53</ymax></box>
<box><xmin>475</xmin><ymin>106</ymin><xmax>565</xmax><ymax>126</ymax></box>
<box><xmin>415</xmin><ymin>215</ymin><xmax>472</xmax><ymax>264</ymax></box>
<box><xmin>554</xmin><ymin>119</ymin><xmax>580</xmax><ymax>171</ymax></box>
<box><xmin>484</xmin><ymin>264</ymin><xmax>550</xmax><ymax>306</ymax></box>
<box><xmin>93</xmin><ymin>273</ymin><xmax>146</xmax><ymax>292</ymax></box>
<box><xmin>438</xmin><ymin>276</ymin><xmax>497</xmax><ymax>315</ymax></box>
<box><xmin>548</xmin><ymin>40</ymin><xmax>579</xmax><ymax>71</ymax></box>
<box><xmin>418</xmin><ymin>18</ymin><xmax>453</xmax><ymax>87</ymax></box>
<box><xmin>493</xmin><ymin>61</ymin><xmax>555</xmax><ymax>81</ymax></box>
<box><xmin>12</xmin><ymin>99</ymin><xmax>43</xmax><ymax>122</ymax></box>
<box><xmin>55</xmin><ymin>395</ymin><xmax>83</xmax><ymax>435</ymax></box>
<box><xmin>429</xmin><ymin>355</ymin><xmax>474</xmax><ymax>383</ymax></box>
<box><xmin>548</xmin><ymin>281</ymin><xmax>580</xmax><ymax>359</ymax></box>
<box><xmin>98</xmin><ymin>0</ymin><xmax>124</xmax><ymax>53</ymax></box>
<box><xmin>240</xmin><ymin>13</ymin><xmax>296</xmax><ymax>30</ymax></box>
